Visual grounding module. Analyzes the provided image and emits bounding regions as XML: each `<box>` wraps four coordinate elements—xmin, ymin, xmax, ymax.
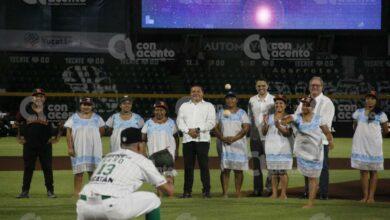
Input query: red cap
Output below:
<box><xmin>153</xmin><ymin>100</ymin><xmax>168</xmax><ymax>111</ymax></box>
<box><xmin>80</xmin><ymin>97</ymin><xmax>93</xmax><ymax>105</ymax></box>
<box><xmin>366</xmin><ymin>90</ymin><xmax>377</xmax><ymax>99</ymax></box>
<box><xmin>32</xmin><ymin>88</ymin><xmax>45</xmax><ymax>96</ymax></box>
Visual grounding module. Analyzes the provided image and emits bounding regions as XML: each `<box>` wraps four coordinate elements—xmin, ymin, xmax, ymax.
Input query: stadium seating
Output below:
<box><xmin>1</xmin><ymin>58</ymin><xmax>389</xmax><ymax>119</ymax></box>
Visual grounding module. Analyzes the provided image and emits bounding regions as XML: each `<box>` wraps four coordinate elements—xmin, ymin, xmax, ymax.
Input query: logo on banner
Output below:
<box><xmin>23</xmin><ymin>0</ymin><xmax>87</xmax><ymax>6</ymax></box>
<box><xmin>243</xmin><ymin>34</ymin><xmax>312</xmax><ymax>61</ymax></box>
<box><xmin>336</xmin><ymin>102</ymin><xmax>358</xmax><ymax>122</ymax></box>
<box><xmin>108</xmin><ymin>34</ymin><xmax>175</xmax><ymax>61</ymax></box>
<box><xmin>62</xmin><ymin>65</ymin><xmax>118</xmax><ymax>114</ymax></box>
<box><xmin>243</xmin><ymin>35</ymin><xmax>270</xmax><ymax>60</ymax></box>
<box><xmin>23</xmin><ymin>32</ymin><xmax>73</xmax><ymax>49</ymax></box>
<box><xmin>24</xmin><ymin>33</ymin><xmax>40</xmax><ymax>47</ymax></box>
<box><xmin>108</xmin><ymin>34</ymin><xmax>135</xmax><ymax>60</ymax></box>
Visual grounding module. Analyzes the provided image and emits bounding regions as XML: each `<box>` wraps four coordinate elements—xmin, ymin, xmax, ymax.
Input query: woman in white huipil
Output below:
<box><xmin>214</xmin><ymin>91</ymin><xmax>250</xmax><ymax>198</ymax></box>
<box><xmin>351</xmin><ymin>91</ymin><xmax>389</xmax><ymax>203</ymax></box>
<box><xmin>142</xmin><ymin>101</ymin><xmax>179</xmax><ymax>198</ymax></box>
<box><xmin>65</xmin><ymin>97</ymin><xmax>105</xmax><ymax>197</ymax></box>
<box><xmin>262</xmin><ymin>94</ymin><xmax>293</xmax><ymax>200</ymax></box>
<box><xmin>282</xmin><ymin>96</ymin><xmax>334</xmax><ymax>208</ymax></box>
<box><xmin>106</xmin><ymin>96</ymin><xmax>144</xmax><ymax>152</ymax></box>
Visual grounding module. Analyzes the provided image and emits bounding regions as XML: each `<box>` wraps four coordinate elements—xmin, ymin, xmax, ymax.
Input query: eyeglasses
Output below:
<box><xmin>310</xmin><ymin>84</ymin><xmax>322</xmax><ymax>88</ymax></box>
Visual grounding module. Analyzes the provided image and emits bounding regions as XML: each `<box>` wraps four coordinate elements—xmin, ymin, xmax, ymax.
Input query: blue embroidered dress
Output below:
<box><xmin>64</xmin><ymin>113</ymin><xmax>105</xmax><ymax>174</ymax></box>
<box><xmin>292</xmin><ymin>113</ymin><xmax>325</xmax><ymax>178</ymax></box>
<box><xmin>264</xmin><ymin>114</ymin><xmax>293</xmax><ymax>170</ymax></box>
<box><xmin>351</xmin><ymin>108</ymin><xmax>388</xmax><ymax>170</ymax></box>
<box><xmin>217</xmin><ymin>108</ymin><xmax>250</xmax><ymax>171</ymax></box>
<box><xmin>106</xmin><ymin>113</ymin><xmax>144</xmax><ymax>152</ymax></box>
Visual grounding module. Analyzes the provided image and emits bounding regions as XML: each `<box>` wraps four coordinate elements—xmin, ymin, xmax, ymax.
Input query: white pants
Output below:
<box><xmin>76</xmin><ymin>191</ymin><xmax>161</xmax><ymax>220</ymax></box>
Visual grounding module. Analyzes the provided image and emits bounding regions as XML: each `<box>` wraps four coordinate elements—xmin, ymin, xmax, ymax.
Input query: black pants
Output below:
<box><xmin>304</xmin><ymin>145</ymin><xmax>329</xmax><ymax>195</ymax></box>
<box><xmin>22</xmin><ymin>143</ymin><xmax>54</xmax><ymax>192</ymax></box>
<box><xmin>250</xmin><ymin>139</ymin><xmax>271</xmax><ymax>194</ymax></box>
<box><xmin>183</xmin><ymin>141</ymin><xmax>210</xmax><ymax>194</ymax></box>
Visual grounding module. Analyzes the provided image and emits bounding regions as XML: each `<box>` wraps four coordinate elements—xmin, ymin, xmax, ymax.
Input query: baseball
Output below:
<box><xmin>224</xmin><ymin>83</ymin><xmax>231</xmax><ymax>90</ymax></box>
<box><xmin>223</xmin><ymin>109</ymin><xmax>231</xmax><ymax>117</ymax></box>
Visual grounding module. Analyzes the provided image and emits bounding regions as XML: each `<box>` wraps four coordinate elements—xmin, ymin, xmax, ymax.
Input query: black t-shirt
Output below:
<box><xmin>18</xmin><ymin>104</ymin><xmax>57</xmax><ymax>146</ymax></box>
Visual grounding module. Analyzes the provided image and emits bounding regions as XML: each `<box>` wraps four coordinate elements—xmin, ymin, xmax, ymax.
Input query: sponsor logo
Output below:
<box><xmin>24</xmin><ymin>32</ymin><xmax>73</xmax><ymax>49</ymax></box>
<box><xmin>47</xmin><ymin>104</ymin><xmax>73</xmax><ymax>123</ymax></box>
<box><xmin>244</xmin><ymin>35</ymin><xmax>271</xmax><ymax>60</ymax></box>
<box><xmin>24</xmin><ymin>33</ymin><xmax>40</xmax><ymax>47</ymax></box>
<box><xmin>108</xmin><ymin>34</ymin><xmax>175</xmax><ymax>61</ymax></box>
<box><xmin>336</xmin><ymin>103</ymin><xmax>358</xmax><ymax>122</ymax></box>
<box><xmin>62</xmin><ymin>65</ymin><xmax>118</xmax><ymax>114</ymax></box>
<box><xmin>244</xmin><ymin>34</ymin><xmax>312</xmax><ymax>61</ymax></box>
<box><xmin>108</xmin><ymin>34</ymin><xmax>135</xmax><ymax>60</ymax></box>
<box><xmin>205</xmin><ymin>35</ymin><xmax>313</xmax><ymax>61</ymax></box>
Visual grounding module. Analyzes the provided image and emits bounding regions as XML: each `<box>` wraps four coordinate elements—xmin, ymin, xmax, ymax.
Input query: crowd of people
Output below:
<box><xmin>13</xmin><ymin>76</ymin><xmax>389</xmax><ymax>217</ymax></box>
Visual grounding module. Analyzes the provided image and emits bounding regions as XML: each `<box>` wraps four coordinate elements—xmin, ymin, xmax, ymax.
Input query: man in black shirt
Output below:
<box><xmin>16</xmin><ymin>88</ymin><xmax>61</xmax><ymax>199</ymax></box>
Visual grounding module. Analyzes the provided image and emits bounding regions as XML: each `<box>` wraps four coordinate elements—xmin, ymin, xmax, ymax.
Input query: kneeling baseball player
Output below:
<box><xmin>76</xmin><ymin>127</ymin><xmax>173</xmax><ymax>220</ymax></box>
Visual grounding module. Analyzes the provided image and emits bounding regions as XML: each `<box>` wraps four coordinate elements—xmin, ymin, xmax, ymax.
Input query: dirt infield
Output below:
<box><xmin>287</xmin><ymin>179</ymin><xmax>390</xmax><ymax>202</ymax></box>
<box><xmin>1</xmin><ymin>156</ymin><xmax>389</xmax><ymax>202</ymax></box>
<box><xmin>1</xmin><ymin>156</ymin><xmax>390</xmax><ymax>171</ymax></box>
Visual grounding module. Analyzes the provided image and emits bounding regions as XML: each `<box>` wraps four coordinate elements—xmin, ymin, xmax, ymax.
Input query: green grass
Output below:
<box><xmin>1</xmin><ymin>170</ymin><xmax>390</xmax><ymax>220</ymax></box>
<box><xmin>1</xmin><ymin>137</ymin><xmax>390</xmax><ymax>158</ymax></box>
<box><xmin>1</xmin><ymin>137</ymin><xmax>390</xmax><ymax>219</ymax></box>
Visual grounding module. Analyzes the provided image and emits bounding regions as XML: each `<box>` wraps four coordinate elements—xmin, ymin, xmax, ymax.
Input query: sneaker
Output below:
<box><xmin>319</xmin><ymin>194</ymin><xmax>329</xmax><ymax>200</ymax></box>
<box><xmin>47</xmin><ymin>191</ymin><xmax>57</xmax><ymax>198</ymax></box>
<box><xmin>248</xmin><ymin>191</ymin><xmax>262</xmax><ymax>197</ymax></box>
<box><xmin>202</xmin><ymin>192</ymin><xmax>211</xmax><ymax>199</ymax></box>
<box><xmin>179</xmin><ymin>193</ymin><xmax>192</xmax><ymax>199</ymax></box>
<box><xmin>16</xmin><ymin>191</ymin><xmax>29</xmax><ymax>199</ymax></box>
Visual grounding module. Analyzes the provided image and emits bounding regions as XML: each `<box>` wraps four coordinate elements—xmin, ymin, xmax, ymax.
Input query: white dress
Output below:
<box><xmin>264</xmin><ymin>114</ymin><xmax>293</xmax><ymax>170</ymax></box>
<box><xmin>141</xmin><ymin>118</ymin><xmax>177</xmax><ymax>159</ymax></box>
<box><xmin>106</xmin><ymin>113</ymin><xmax>144</xmax><ymax>152</ymax></box>
<box><xmin>217</xmin><ymin>108</ymin><xmax>250</xmax><ymax>171</ymax></box>
<box><xmin>292</xmin><ymin>114</ymin><xmax>325</xmax><ymax>178</ymax></box>
<box><xmin>64</xmin><ymin>113</ymin><xmax>105</xmax><ymax>174</ymax></box>
<box><xmin>351</xmin><ymin>108</ymin><xmax>388</xmax><ymax>170</ymax></box>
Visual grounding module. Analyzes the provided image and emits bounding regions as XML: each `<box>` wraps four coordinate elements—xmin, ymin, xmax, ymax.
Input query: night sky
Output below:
<box><xmin>142</xmin><ymin>0</ymin><xmax>382</xmax><ymax>30</ymax></box>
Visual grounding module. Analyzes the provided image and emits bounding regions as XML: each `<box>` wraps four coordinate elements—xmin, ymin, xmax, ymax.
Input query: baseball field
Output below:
<box><xmin>1</xmin><ymin>137</ymin><xmax>389</xmax><ymax>220</ymax></box>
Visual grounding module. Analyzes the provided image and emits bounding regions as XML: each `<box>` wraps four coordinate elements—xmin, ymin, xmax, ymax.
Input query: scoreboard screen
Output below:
<box><xmin>141</xmin><ymin>0</ymin><xmax>382</xmax><ymax>30</ymax></box>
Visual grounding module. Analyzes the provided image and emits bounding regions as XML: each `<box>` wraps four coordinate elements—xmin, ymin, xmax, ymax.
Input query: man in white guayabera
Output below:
<box><xmin>177</xmin><ymin>85</ymin><xmax>216</xmax><ymax>198</ymax></box>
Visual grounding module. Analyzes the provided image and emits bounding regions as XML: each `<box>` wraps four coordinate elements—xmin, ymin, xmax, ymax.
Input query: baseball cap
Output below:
<box><xmin>274</xmin><ymin>94</ymin><xmax>287</xmax><ymax>103</ymax></box>
<box><xmin>120</xmin><ymin>95</ymin><xmax>133</xmax><ymax>104</ymax></box>
<box><xmin>365</xmin><ymin>90</ymin><xmax>377</xmax><ymax>99</ymax></box>
<box><xmin>153</xmin><ymin>100</ymin><xmax>168</xmax><ymax>111</ymax></box>
<box><xmin>32</xmin><ymin>88</ymin><xmax>45</xmax><ymax>96</ymax></box>
<box><xmin>121</xmin><ymin>127</ymin><xmax>142</xmax><ymax>145</ymax></box>
<box><xmin>225</xmin><ymin>91</ymin><xmax>237</xmax><ymax>98</ymax></box>
<box><xmin>80</xmin><ymin>97</ymin><xmax>93</xmax><ymax>105</ymax></box>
